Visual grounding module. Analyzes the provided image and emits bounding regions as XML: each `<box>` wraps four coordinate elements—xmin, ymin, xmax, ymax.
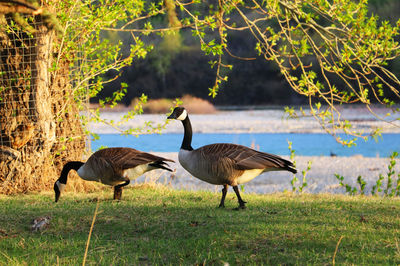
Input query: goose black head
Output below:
<box><xmin>53</xmin><ymin>161</ymin><xmax>83</xmax><ymax>202</ymax></box>
<box><xmin>167</xmin><ymin>107</ymin><xmax>187</xmax><ymax>121</ymax></box>
<box><xmin>54</xmin><ymin>180</ymin><xmax>65</xmax><ymax>202</ymax></box>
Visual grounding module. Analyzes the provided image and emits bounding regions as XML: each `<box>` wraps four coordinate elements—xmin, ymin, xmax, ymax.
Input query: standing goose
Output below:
<box><xmin>168</xmin><ymin>107</ymin><xmax>297</xmax><ymax>209</ymax></box>
<box><xmin>54</xmin><ymin>147</ymin><xmax>174</xmax><ymax>202</ymax></box>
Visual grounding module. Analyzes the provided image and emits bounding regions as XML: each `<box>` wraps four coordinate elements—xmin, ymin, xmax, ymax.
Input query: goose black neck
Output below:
<box><xmin>181</xmin><ymin>116</ymin><xmax>193</xmax><ymax>151</ymax></box>
<box><xmin>58</xmin><ymin>161</ymin><xmax>84</xmax><ymax>184</ymax></box>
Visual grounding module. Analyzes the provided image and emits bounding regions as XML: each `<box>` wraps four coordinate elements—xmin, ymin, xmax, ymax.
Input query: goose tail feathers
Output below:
<box><xmin>275</xmin><ymin>157</ymin><xmax>297</xmax><ymax>174</ymax></box>
<box><xmin>285</xmin><ymin>165</ymin><xmax>297</xmax><ymax>174</ymax></box>
<box><xmin>149</xmin><ymin>161</ymin><xmax>174</xmax><ymax>172</ymax></box>
<box><xmin>258</xmin><ymin>152</ymin><xmax>297</xmax><ymax>174</ymax></box>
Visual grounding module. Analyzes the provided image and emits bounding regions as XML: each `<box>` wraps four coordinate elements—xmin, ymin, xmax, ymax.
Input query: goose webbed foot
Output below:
<box><xmin>234</xmin><ymin>201</ymin><xmax>247</xmax><ymax>210</ymax></box>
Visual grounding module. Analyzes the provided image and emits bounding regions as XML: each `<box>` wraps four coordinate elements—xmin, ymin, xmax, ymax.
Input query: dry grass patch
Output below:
<box><xmin>132</xmin><ymin>94</ymin><xmax>216</xmax><ymax>114</ymax></box>
<box><xmin>140</xmin><ymin>98</ymin><xmax>172</xmax><ymax>114</ymax></box>
<box><xmin>181</xmin><ymin>95</ymin><xmax>216</xmax><ymax>114</ymax></box>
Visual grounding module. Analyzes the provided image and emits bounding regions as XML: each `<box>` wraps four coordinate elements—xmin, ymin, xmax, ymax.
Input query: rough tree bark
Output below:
<box><xmin>0</xmin><ymin>13</ymin><xmax>85</xmax><ymax>194</ymax></box>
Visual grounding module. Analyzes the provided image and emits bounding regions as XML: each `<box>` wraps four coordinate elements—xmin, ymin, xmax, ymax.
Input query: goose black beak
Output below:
<box><xmin>167</xmin><ymin>113</ymin><xmax>176</xmax><ymax>120</ymax></box>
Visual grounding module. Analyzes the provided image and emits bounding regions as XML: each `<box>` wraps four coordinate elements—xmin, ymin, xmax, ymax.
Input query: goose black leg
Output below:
<box><xmin>113</xmin><ymin>180</ymin><xmax>130</xmax><ymax>200</ymax></box>
<box><xmin>218</xmin><ymin>184</ymin><xmax>228</xmax><ymax>208</ymax></box>
<box><xmin>232</xmin><ymin>185</ymin><xmax>247</xmax><ymax>210</ymax></box>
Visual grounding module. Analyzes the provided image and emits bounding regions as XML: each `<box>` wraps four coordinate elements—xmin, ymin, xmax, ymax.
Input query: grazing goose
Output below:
<box><xmin>54</xmin><ymin>147</ymin><xmax>174</xmax><ymax>202</ymax></box>
<box><xmin>168</xmin><ymin>107</ymin><xmax>297</xmax><ymax>209</ymax></box>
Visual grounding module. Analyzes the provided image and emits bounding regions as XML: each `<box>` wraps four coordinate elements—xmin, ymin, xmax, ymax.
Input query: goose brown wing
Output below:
<box><xmin>93</xmin><ymin>147</ymin><xmax>174</xmax><ymax>170</ymax></box>
<box><xmin>235</xmin><ymin>150</ymin><xmax>294</xmax><ymax>170</ymax></box>
<box><xmin>197</xmin><ymin>143</ymin><xmax>294</xmax><ymax>171</ymax></box>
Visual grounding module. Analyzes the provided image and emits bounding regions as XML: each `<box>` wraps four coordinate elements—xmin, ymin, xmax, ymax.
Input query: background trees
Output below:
<box><xmin>96</xmin><ymin>0</ymin><xmax>400</xmax><ymax>105</ymax></box>
<box><xmin>96</xmin><ymin>0</ymin><xmax>400</xmax><ymax>144</ymax></box>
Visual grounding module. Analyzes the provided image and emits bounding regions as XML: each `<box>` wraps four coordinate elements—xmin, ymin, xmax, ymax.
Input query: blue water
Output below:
<box><xmin>91</xmin><ymin>133</ymin><xmax>399</xmax><ymax>157</ymax></box>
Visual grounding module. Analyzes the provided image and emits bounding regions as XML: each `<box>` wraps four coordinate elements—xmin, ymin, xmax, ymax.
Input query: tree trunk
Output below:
<box><xmin>0</xmin><ymin>14</ymin><xmax>86</xmax><ymax>194</ymax></box>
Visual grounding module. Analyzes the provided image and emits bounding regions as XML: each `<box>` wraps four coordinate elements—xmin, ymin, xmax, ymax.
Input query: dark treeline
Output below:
<box><xmin>93</xmin><ymin>0</ymin><xmax>400</xmax><ymax>106</ymax></box>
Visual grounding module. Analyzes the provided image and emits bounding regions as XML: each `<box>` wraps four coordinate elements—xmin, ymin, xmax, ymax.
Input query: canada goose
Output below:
<box><xmin>54</xmin><ymin>147</ymin><xmax>174</xmax><ymax>202</ymax></box>
<box><xmin>167</xmin><ymin>107</ymin><xmax>297</xmax><ymax>209</ymax></box>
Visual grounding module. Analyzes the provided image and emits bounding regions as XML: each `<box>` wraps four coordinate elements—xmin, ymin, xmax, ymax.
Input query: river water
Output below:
<box><xmin>92</xmin><ymin>132</ymin><xmax>399</xmax><ymax>158</ymax></box>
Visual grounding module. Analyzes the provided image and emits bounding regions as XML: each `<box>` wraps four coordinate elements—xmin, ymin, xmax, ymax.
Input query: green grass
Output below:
<box><xmin>0</xmin><ymin>186</ymin><xmax>400</xmax><ymax>265</ymax></box>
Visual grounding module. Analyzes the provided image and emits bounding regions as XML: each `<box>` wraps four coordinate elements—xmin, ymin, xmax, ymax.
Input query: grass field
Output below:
<box><xmin>0</xmin><ymin>185</ymin><xmax>399</xmax><ymax>265</ymax></box>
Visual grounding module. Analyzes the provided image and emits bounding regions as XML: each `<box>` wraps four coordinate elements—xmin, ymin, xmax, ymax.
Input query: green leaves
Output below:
<box><xmin>201</xmin><ymin>0</ymin><xmax>400</xmax><ymax>143</ymax></box>
<box><xmin>53</xmin><ymin>0</ymin><xmax>167</xmax><ymax>136</ymax></box>
<box><xmin>201</xmin><ymin>40</ymin><xmax>224</xmax><ymax>56</ymax></box>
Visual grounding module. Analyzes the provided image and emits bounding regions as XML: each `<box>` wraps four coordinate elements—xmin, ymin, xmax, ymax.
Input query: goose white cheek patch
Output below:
<box><xmin>177</xmin><ymin>109</ymin><xmax>187</xmax><ymax>121</ymax></box>
<box><xmin>56</xmin><ymin>181</ymin><xmax>66</xmax><ymax>192</ymax></box>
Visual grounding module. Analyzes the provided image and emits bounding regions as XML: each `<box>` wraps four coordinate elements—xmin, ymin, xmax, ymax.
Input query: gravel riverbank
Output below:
<box><xmin>136</xmin><ymin>152</ymin><xmax>400</xmax><ymax>196</ymax></box>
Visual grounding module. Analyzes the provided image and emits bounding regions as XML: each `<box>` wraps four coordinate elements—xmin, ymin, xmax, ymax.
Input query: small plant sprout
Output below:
<box><xmin>337</xmin><ymin>151</ymin><xmax>399</xmax><ymax>197</ymax></box>
<box><xmin>288</xmin><ymin>141</ymin><xmax>298</xmax><ymax>192</ymax></box>
<box><xmin>385</xmin><ymin>151</ymin><xmax>398</xmax><ymax>197</ymax></box>
<box><xmin>299</xmin><ymin>161</ymin><xmax>312</xmax><ymax>193</ymax></box>
<box><xmin>287</xmin><ymin>141</ymin><xmax>312</xmax><ymax>192</ymax></box>
<box><xmin>372</xmin><ymin>174</ymin><xmax>385</xmax><ymax>196</ymax></box>
<box><xmin>395</xmin><ymin>173</ymin><xmax>400</xmax><ymax>197</ymax></box>
<box><xmin>357</xmin><ymin>176</ymin><xmax>366</xmax><ymax>195</ymax></box>
<box><xmin>335</xmin><ymin>174</ymin><xmax>357</xmax><ymax>196</ymax></box>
